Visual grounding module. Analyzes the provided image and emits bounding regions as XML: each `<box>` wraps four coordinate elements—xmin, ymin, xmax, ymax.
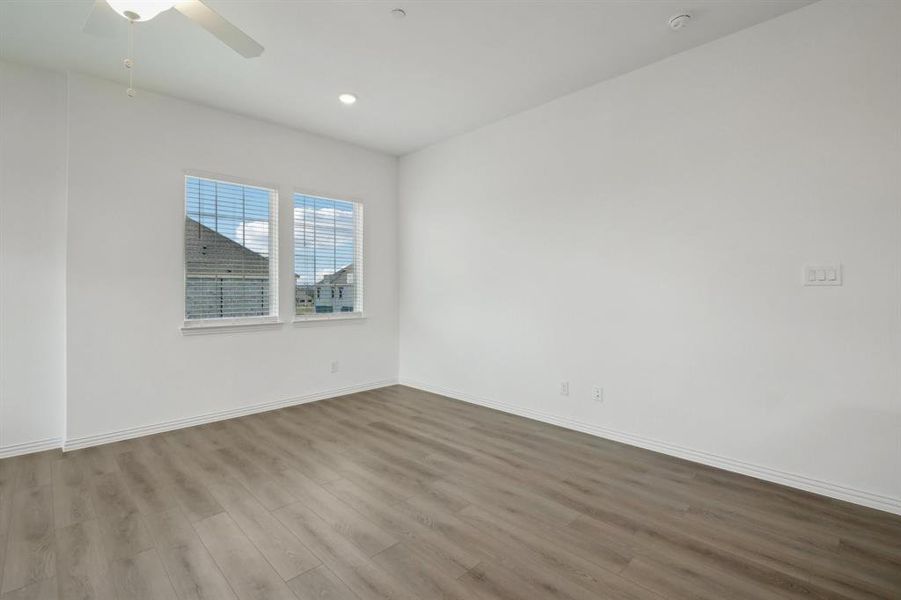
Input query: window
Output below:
<box><xmin>293</xmin><ymin>193</ymin><xmax>363</xmax><ymax>318</ymax></box>
<box><xmin>184</xmin><ymin>175</ymin><xmax>278</xmax><ymax>323</ymax></box>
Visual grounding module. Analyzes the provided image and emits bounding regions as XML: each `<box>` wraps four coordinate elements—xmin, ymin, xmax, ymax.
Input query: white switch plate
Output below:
<box><xmin>803</xmin><ymin>265</ymin><xmax>842</xmax><ymax>286</ymax></box>
<box><xmin>560</xmin><ymin>381</ymin><xmax>570</xmax><ymax>396</ymax></box>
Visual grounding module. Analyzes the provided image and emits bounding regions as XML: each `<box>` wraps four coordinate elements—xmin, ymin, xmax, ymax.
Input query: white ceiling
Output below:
<box><xmin>0</xmin><ymin>0</ymin><xmax>814</xmax><ymax>155</ymax></box>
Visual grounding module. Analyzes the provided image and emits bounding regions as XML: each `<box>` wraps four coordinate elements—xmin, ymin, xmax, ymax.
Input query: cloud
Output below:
<box><xmin>293</xmin><ymin>206</ymin><xmax>355</xmax><ymax>251</ymax></box>
<box><xmin>235</xmin><ymin>220</ymin><xmax>270</xmax><ymax>255</ymax></box>
<box><xmin>227</xmin><ymin>205</ymin><xmax>356</xmax><ymax>282</ymax></box>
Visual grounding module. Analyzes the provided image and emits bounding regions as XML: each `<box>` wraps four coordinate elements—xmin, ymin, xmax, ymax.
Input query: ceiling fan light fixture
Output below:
<box><xmin>106</xmin><ymin>0</ymin><xmax>176</xmax><ymax>22</ymax></box>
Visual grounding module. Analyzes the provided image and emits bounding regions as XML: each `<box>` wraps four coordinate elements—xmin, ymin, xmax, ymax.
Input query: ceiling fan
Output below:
<box><xmin>83</xmin><ymin>0</ymin><xmax>264</xmax><ymax>58</ymax></box>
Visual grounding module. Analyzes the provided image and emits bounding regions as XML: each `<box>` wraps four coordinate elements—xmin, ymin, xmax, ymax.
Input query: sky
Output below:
<box><xmin>293</xmin><ymin>194</ymin><xmax>356</xmax><ymax>285</ymax></box>
<box><xmin>185</xmin><ymin>177</ymin><xmax>356</xmax><ymax>285</ymax></box>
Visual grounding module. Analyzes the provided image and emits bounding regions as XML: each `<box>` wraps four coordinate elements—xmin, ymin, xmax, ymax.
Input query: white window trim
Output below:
<box><xmin>293</xmin><ymin>311</ymin><xmax>365</xmax><ymax>325</ymax></box>
<box><xmin>182</xmin><ymin>170</ymin><xmax>280</xmax><ymax>331</ymax></box>
<box><xmin>291</xmin><ymin>188</ymin><xmax>364</xmax><ymax>324</ymax></box>
<box><xmin>181</xmin><ymin>316</ymin><xmax>282</xmax><ymax>335</ymax></box>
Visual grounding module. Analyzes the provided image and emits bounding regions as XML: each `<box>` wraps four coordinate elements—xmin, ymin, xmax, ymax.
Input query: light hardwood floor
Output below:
<box><xmin>0</xmin><ymin>385</ymin><xmax>898</xmax><ymax>599</ymax></box>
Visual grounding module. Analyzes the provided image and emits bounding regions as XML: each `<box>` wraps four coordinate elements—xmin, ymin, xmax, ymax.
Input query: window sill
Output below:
<box><xmin>293</xmin><ymin>312</ymin><xmax>365</xmax><ymax>326</ymax></box>
<box><xmin>181</xmin><ymin>317</ymin><xmax>282</xmax><ymax>335</ymax></box>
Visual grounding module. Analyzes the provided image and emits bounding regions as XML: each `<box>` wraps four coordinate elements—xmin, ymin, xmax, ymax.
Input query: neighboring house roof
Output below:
<box><xmin>185</xmin><ymin>217</ymin><xmax>268</xmax><ymax>278</ymax></box>
<box><xmin>317</xmin><ymin>264</ymin><xmax>354</xmax><ymax>286</ymax></box>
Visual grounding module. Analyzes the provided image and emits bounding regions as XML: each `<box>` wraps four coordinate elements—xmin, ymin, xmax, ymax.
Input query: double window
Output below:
<box><xmin>183</xmin><ymin>175</ymin><xmax>363</xmax><ymax>328</ymax></box>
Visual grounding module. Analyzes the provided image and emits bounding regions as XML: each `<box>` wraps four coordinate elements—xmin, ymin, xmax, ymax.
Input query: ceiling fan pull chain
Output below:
<box><xmin>125</xmin><ymin>19</ymin><xmax>136</xmax><ymax>97</ymax></box>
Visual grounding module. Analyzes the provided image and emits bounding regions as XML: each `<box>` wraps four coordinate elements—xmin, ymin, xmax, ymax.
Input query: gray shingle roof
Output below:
<box><xmin>185</xmin><ymin>217</ymin><xmax>268</xmax><ymax>279</ymax></box>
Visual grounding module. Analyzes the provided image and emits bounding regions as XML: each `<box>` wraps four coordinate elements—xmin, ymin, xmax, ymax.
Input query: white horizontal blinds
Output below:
<box><xmin>185</xmin><ymin>176</ymin><xmax>277</xmax><ymax>320</ymax></box>
<box><xmin>294</xmin><ymin>193</ymin><xmax>363</xmax><ymax>316</ymax></box>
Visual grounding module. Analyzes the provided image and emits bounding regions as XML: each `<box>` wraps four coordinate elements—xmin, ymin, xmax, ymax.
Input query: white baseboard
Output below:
<box><xmin>63</xmin><ymin>379</ymin><xmax>397</xmax><ymax>452</ymax></box>
<box><xmin>399</xmin><ymin>378</ymin><xmax>901</xmax><ymax>516</ymax></box>
<box><xmin>0</xmin><ymin>436</ymin><xmax>63</xmax><ymax>459</ymax></box>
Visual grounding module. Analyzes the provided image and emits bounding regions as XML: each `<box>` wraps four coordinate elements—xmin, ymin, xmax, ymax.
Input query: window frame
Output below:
<box><xmin>181</xmin><ymin>171</ymin><xmax>281</xmax><ymax>333</ymax></box>
<box><xmin>292</xmin><ymin>189</ymin><xmax>365</xmax><ymax>324</ymax></box>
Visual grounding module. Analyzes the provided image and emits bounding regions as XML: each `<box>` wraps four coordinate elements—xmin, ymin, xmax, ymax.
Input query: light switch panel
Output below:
<box><xmin>803</xmin><ymin>265</ymin><xmax>842</xmax><ymax>286</ymax></box>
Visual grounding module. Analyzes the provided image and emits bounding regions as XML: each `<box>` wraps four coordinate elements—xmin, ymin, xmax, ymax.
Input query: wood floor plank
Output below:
<box><xmin>110</xmin><ymin>548</ymin><xmax>177</xmax><ymax>600</ymax></box>
<box><xmin>68</xmin><ymin>446</ymin><xmax>119</xmax><ymax>479</ymax></box>
<box><xmin>457</xmin><ymin>560</ymin><xmax>562</xmax><ymax>600</ymax></box>
<box><xmin>424</xmin><ymin>485</ymin><xmax>635</xmax><ymax>575</ymax></box>
<box><xmin>240</xmin><ymin>416</ymin><xmax>343</xmax><ymax>484</ymax></box>
<box><xmin>404</xmin><ymin>490</ymin><xmax>657</xmax><ymax>600</ymax></box>
<box><xmin>322</xmin><ymin>477</ymin><xmax>479</xmax><ymax>576</ymax></box>
<box><xmin>273</xmin><ymin>469</ymin><xmax>397</xmax><ymax>557</ymax></box>
<box><xmin>456</xmin><ymin>504</ymin><xmax>655</xmax><ymax>599</ymax></box>
<box><xmin>88</xmin><ymin>471</ymin><xmax>140</xmax><ymax>518</ymax></box>
<box><xmin>115</xmin><ymin>452</ymin><xmax>178</xmax><ymax>516</ymax></box>
<box><xmin>0</xmin><ymin>460</ymin><xmax>19</xmax><ymax>539</ymax></box>
<box><xmin>161</xmin><ymin>430</ymin><xmax>230</xmax><ymax>479</ymax></box>
<box><xmin>137</xmin><ymin>436</ymin><xmax>223</xmax><ymax>522</ymax></box>
<box><xmin>0</xmin><ymin>577</ymin><xmax>58</xmax><ymax>600</ymax></box>
<box><xmin>0</xmin><ymin>461</ymin><xmax>14</xmax><ymax>596</ymax></box>
<box><xmin>273</xmin><ymin>502</ymin><xmax>414</xmax><ymax>600</ymax></box>
<box><xmin>52</xmin><ymin>457</ymin><xmax>96</xmax><ymax>529</ymax></box>
<box><xmin>55</xmin><ymin>519</ymin><xmax>116</xmax><ymax>600</ymax></box>
<box><xmin>0</xmin><ymin>534</ymin><xmax>6</xmax><ymax>597</ymax></box>
<box><xmin>312</xmin><ymin>454</ymin><xmax>410</xmax><ymax>507</ymax></box>
<box><xmin>96</xmin><ymin>511</ymin><xmax>155</xmax><ymax>564</ymax></box>
<box><xmin>286</xmin><ymin>564</ymin><xmax>358</xmax><ymax>600</ymax></box>
<box><xmin>205</xmin><ymin>477</ymin><xmax>320</xmax><ymax>580</ymax></box>
<box><xmin>193</xmin><ymin>512</ymin><xmax>297</xmax><ymax>600</ymax></box>
<box><xmin>0</xmin><ymin>486</ymin><xmax>55</xmax><ymax>595</ymax></box>
<box><xmin>3</xmin><ymin>385</ymin><xmax>899</xmax><ymax>600</ymax></box>
<box><xmin>369</xmin><ymin>542</ymin><xmax>471</xmax><ymax>599</ymax></box>
<box><xmin>13</xmin><ymin>452</ymin><xmax>54</xmax><ymax>490</ymax></box>
<box><xmin>144</xmin><ymin>508</ymin><xmax>238</xmax><ymax>600</ymax></box>
<box><xmin>212</xmin><ymin>447</ymin><xmax>297</xmax><ymax>511</ymax></box>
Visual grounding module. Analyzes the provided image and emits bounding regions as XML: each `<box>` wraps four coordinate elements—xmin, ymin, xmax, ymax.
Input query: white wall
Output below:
<box><xmin>399</xmin><ymin>0</ymin><xmax>901</xmax><ymax>512</ymax></box>
<box><xmin>63</xmin><ymin>73</ymin><xmax>398</xmax><ymax>444</ymax></box>
<box><xmin>0</xmin><ymin>62</ymin><xmax>398</xmax><ymax>453</ymax></box>
<box><xmin>0</xmin><ymin>61</ymin><xmax>68</xmax><ymax>455</ymax></box>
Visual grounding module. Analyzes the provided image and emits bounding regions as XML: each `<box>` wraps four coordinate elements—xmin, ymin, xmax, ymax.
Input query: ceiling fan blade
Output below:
<box><xmin>82</xmin><ymin>0</ymin><xmax>121</xmax><ymax>38</ymax></box>
<box><xmin>174</xmin><ymin>0</ymin><xmax>264</xmax><ymax>58</ymax></box>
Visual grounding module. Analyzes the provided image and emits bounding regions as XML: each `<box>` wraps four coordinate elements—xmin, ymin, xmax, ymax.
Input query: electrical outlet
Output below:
<box><xmin>330</xmin><ymin>361</ymin><xmax>340</xmax><ymax>373</ymax></box>
<box><xmin>593</xmin><ymin>386</ymin><xmax>604</xmax><ymax>402</ymax></box>
<box><xmin>560</xmin><ymin>381</ymin><xmax>570</xmax><ymax>396</ymax></box>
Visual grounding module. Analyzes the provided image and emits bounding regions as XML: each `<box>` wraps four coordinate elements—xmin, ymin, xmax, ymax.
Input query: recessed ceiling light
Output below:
<box><xmin>391</xmin><ymin>8</ymin><xmax>406</xmax><ymax>19</ymax></box>
<box><xmin>338</xmin><ymin>93</ymin><xmax>357</xmax><ymax>105</ymax></box>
